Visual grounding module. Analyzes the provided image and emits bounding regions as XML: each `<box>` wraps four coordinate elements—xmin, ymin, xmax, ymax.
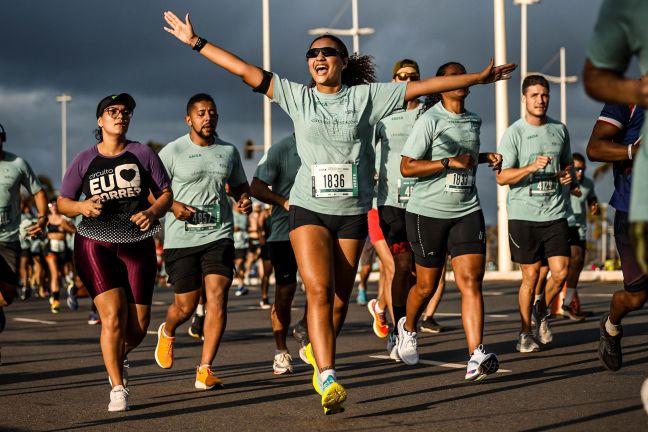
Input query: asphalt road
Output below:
<box><xmin>1</xmin><ymin>281</ymin><xmax>647</xmax><ymax>432</ymax></box>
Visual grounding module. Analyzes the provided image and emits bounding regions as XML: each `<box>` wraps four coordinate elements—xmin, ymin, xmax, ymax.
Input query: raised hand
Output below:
<box><xmin>130</xmin><ymin>210</ymin><xmax>158</xmax><ymax>232</ymax></box>
<box><xmin>487</xmin><ymin>152</ymin><xmax>503</xmax><ymax>172</ymax></box>
<box><xmin>237</xmin><ymin>194</ymin><xmax>252</xmax><ymax>215</ymax></box>
<box><xmin>558</xmin><ymin>165</ymin><xmax>573</xmax><ymax>185</ymax></box>
<box><xmin>171</xmin><ymin>202</ymin><xmax>195</xmax><ymax>221</ymax></box>
<box><xmin>450</xmin><ymin>153</ymin><xmax>475</xmax><ymax>170</ymax></box>
<box><xmin>163</xmin><ymin>11</ymin><xmax>197</xmax><ymax>46</ymax></box>
<box><xmin>79</xmin><ymin>195</ymin><xmax>103</xmax><ymax>218</ymax></box>
<box><xmin>528</xmin><ymin>155</ymin><xmax>551</xmax><ymax>173</ymax></box>
<box><xmin>477</xmin><ymin>58</ymin><xmax>517</xmax><ymax>84</ymax></box>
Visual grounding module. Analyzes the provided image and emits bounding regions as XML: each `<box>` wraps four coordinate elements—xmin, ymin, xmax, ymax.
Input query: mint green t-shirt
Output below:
<box><xmin>0</xmin><ymin>152</ymin><xmax>43</xmax><ymax>242</ymax></box>
<box><xmin>232</xmin><ymin>210</ymin><xmax>249</xmax><ymax>250</ymax></box>
<box><xmin>376</xmin><ymin>104</ymin><xmax>424</xmax><ymax>208</ymax></box>
<box><xmin>401</xmin><ymin>103</ymin><xmax>482</xmax><ymax>219</ymax></box>
<box><xmin>159</xmin><ymin>134</ymin><xmax>248</xmax><ymax>249</ymax></box>
<box><xmin>587</xmin><ymin>0</ymin><xmax>648</xmax><ymax>221</ymax></box>
<box><xmin>272</xmin><ymin>74</ymin><xmax>406</xmax><ymax>216</ymax></box>
<box><xmin>566</xmin><ymin>176</ymin><xmax>596</xmax><ymax>240</ymax></box>
<box><xmin>499</xmin><ymin>117</ymin><xmax>573</xmax><ymax>222</ymax></box>
<box><xmin>253</xmin><ymin>134</ymin><xmax>301</xmax><ymax>242</ymax></box>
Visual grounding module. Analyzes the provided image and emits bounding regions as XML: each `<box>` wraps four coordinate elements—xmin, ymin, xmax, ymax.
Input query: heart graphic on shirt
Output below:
<box><xmin>120</xmin><ymin>169</ymin><xmax>137</xmax><ymax>182</ymax></box>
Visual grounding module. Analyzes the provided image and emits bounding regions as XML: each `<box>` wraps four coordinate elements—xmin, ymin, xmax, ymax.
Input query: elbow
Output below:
<box><xmin>586</xmin><ymin>140</ymin><xmax>604</xmax><ymax>162</ymax></box>
<box><xmin>399</xmin><ymin>158</ymin><xmax>414</xmax><ymax>177</ymax></box>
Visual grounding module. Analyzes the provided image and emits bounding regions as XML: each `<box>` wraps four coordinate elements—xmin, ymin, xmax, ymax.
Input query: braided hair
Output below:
<box><xmin>420</xmin><ymin>61</ymin><xmax>467</xmax><ymax>115</ymax></box>
<box><xmin>308</xmin><ymin>34</ymin><xmax>376</xmax><ymax>87</ymax></box>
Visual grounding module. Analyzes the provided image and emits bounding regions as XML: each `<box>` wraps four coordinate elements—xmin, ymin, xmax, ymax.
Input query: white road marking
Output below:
<box><xmin>370</xmin><ymin>354</ymin><xmax>511</xmax><ymax>373</ymax></box>
<box><xmin>483</xmin><ymin>291</ymin><xmax>506</xmax><ymax>296</ymax></box>
<box><xmin>147</xmin><ymin>330</ymin><xmax>157</xmax><ymax>335</ymax></box>
<box><xmin>152</xmin><ymin>301</ymin><xmax>167</xmax><ymax>306</ymax></box>
<box><xmin>13</xmin><ymin>317</ymin><xmax>57</xmax><ymax>325</ymax></box>
<box><xmin>579</xmin><ymin>293</ymin><xmax>614</xmax><ymax>298</ymax></box>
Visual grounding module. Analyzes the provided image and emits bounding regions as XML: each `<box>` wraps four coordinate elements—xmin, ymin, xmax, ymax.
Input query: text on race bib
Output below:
<box><xmin>397</xmin><ymin>178</ymin><xmax>417</xmax><ymax>203</ymax></box>
<box><xmin>530</xmin><ymin>172</ymin><xmax>558</xmax><ymax>196</ymax></box>
<box><xmin>0</xmin><ymin>206</ymin><xmax>10</xmax><ymax>227</ymax></box>
<box><xmin>184</xmin><ymin>204</ymin><xmax>221</xmax><ymax>232</ymax></box>
<box><xmin>444</xmin><ymin>170</ymin><xmax>474</xmax><ymax>193</ymax></box>
<box><xmin>311</xmin><ymin>164</ymin><xmax>358</xmax><ymax>198</ymax></box>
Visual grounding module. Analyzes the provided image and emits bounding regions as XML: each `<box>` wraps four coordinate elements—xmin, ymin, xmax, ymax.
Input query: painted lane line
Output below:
<box><xmin>369</xmin><ymin>354</ymin><xmax>511</xmax><ymax>373</ymax></box>
<box><xmin>434</xmin><ymin>312</ymin><xmax>509</xmax><ymax>318</ymax></box>
<box><xmin>483</xmin><ymin>291</ymin><xmax>506</xmax><ymax>296</ymax></box>
<box><xmin>579</xmin><ymin>293</ymin><xmax>613</xmax><ymax>298</ymax></box>
<box><xmin>152</xmin><ymin>301</ymin><xmax>167</xmax><ymax>306</ymax></box>
<box><xmin>13</xmin><ymin>317</ymin><xmax>57</xmax><ymax>325</ymax></box>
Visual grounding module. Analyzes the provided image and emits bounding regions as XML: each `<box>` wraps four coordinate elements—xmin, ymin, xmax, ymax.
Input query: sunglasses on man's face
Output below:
<box><xmin>306</xmin><ymin>47</ymin><xmax>340</xmax><ymax>59</ymax></box>
<box><xmin>575</xmin><ymin>167</ymin><xmax>585</xmax><ymax>172</ymax></box>
<box><xmin>394</xmin><ymin>71</ymin><xmax>420</xmax><ymax>81</ymax></box>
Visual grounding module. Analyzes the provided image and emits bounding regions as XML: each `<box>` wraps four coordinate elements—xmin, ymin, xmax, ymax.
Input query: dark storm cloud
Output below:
<box><xmin>1</xmin><ymin>0</ymin><xmax>616</xmax><ymax>223</ymax></box>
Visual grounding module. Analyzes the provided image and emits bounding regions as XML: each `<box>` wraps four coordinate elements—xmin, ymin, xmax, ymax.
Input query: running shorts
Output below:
<box><xmin>268</xmin><ymin>241</ymin><xmax>298</xmax><ymax>285</ymax></box>
<box><xmin>568</xmin><ymin>226</ymin><xmax>586</xmax><ymax>249</ymax></box>
<box><xmin>234</xmin><ymin>248</ymin><xmax>247</xmax><ymax>261</ymax></box>
<box><xmin>289</xmin><ymin>205</ymin><xmax>367</xmax><ymax>240</ymax></box>
<box><xmin>614</xmin><ymin>210</ymin><xmax>648</xmax><ymax>292</ymax></box>
<box><xmin>508</xmin><ymin>219</ymin><xmax>570</xmax><ymax>264</ymax></box>
<box><xmin>378</xmin><ymin>205</ymin><xmax>411</xmax><ymax>254</ymax></box>
<box><xmin>0</xmin><ymin>241</ymin><xmax>20</xmax><ymax>287</ymax></box>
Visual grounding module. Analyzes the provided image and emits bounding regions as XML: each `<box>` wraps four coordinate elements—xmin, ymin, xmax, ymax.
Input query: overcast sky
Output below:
<box><xmin>1</xmin><ymin>0</ymin><xmax>630</xmax><ymax>224</ymax></box>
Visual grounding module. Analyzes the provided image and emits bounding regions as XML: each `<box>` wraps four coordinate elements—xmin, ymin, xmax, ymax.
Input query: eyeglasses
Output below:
<box><xmin>394</xmin><ymin>72</ymin><xmax>420</xmax><ymax>81</ymax></box>
<box><xmin>306</xmin><ymin>47</ymin><xmax>341</xmax><ymax>59</ymax></box>
<box><xmin>104</xmin><ymin>107</ymin><xmax>133</xmax><ymax>119</ymax></box>
<box><xmin>575</xmin><ymin>167</ymin><xmax>585</xmax><ymax>172</ymax></box>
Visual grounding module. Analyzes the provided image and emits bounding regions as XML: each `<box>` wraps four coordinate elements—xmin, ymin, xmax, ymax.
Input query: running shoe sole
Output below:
<box><xmin>194</xmin><ymin>379</ymin><xmax>224</xmax><ymax>390</ymax></box>
<box><xmin>367</xmin><ymin>299</ymin><xmax>388</xmax><ymax>339</ymax></box>
<box><xmin>322</xmin><ymin>381</ymin><xmax>347</xmax><ymax>415</ymax></box>
<box><xmin>471</xmin><ymin>354</ymin><xmax>500</xmax><ymax>382</ymax></box>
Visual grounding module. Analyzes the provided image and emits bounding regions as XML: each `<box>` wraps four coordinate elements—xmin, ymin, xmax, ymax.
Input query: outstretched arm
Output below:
<box><xmin>582</xmin><ymin>59</ymin><xmax>644</xmax><ymax>106</ymax></box>
<box><xmin>405</xmin><ymin>58</ymin><xmax>517</xmax><ymax>102</ymax></box>
<box><xmin>163</xmin><ymin>11</ymin><xmax>274</xmax><ymax>98</ymax></box>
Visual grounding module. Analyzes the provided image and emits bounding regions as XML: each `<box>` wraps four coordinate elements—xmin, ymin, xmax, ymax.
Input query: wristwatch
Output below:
<box><xmin>441</xmin><ymin>158</ymin><xmax>450</xmax><ymax>169</ymax></box>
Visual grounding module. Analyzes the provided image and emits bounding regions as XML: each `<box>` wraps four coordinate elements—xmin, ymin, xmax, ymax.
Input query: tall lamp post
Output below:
<box><xmin>308</xmin><ymin>0</ymin><xmax>374</xmax><ymax>54</ymax></box>
<box><xmin>262</xmin><ymin>0</ymin><xmax>272</xmax><ymax>152</ymax></box>
<box><xmin>56</xmin><ymin>94</ymin><xmax>72</xmax><ymax>180</ymax></box>
<box><xmin>514</xmin><ymin>0</ymin><xmax>541</xmax><ymax>117</ymax></box>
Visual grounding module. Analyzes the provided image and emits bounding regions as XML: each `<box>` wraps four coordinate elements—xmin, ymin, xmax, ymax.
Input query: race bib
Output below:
<box><xmin>530</xmin><ymin>172</ymin><xmax>558</xmax><ymax>196</ymax></box>
<box><xmin>311</xmin><ymin>164</ymin><xmax>358</xmax><ymax>197</ymax></box>
<box><xmin>184</xmin><ymin>204</ymin><xmax>221</xmax><ymax>232</ymax></box>
<box><xmin>0</xmin><ymin>206</ymin><xmax>10</xmax><ymax>227</ymax></box>
<box><xmin>444</xmin><ymin>170</ymin><xmax>474</xmax><ymax>193</ymax></box>
<box><xmin>397</xmin><ymin>178</ymin><xmax>417</xmax><ymax>203</ymax></box>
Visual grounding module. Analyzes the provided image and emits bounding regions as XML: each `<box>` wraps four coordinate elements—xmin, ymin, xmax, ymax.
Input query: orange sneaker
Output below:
<box><xmin>154</xmin><ymin>323</ymin><xmax>175</xmax><ymax>369</ymax></box>
<box><xmin>195</xmin><ymin>365</ymin><xmax>223</xmax><ymax>390</ymax></box>
<box><xmin>367</xmin><ymin>299</ymin><xmax>389</xmax><ymax>338</ymax></box>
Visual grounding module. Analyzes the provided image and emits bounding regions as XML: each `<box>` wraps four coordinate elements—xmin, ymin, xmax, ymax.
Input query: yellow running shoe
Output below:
<box><xmin>195</xmin><ymin>365</ymin><xmax>224</xmax><ymax>390</ymax></box>
<box><xmin>50</xmin><ymin>299</ymin><xmax>60</xmax><ymax>314</ymax></box>
<box><xmin>154</xmin><ymin>323</ymin><xmax>175</xmax><ymax>369</ymax></box>
<box><xmin>305</xmin><ymin>343</ymin><xmax>322</xmax><ymax>395</ymax></box>
<box><xmin>321</xmin><ymin>376</ymin><xmax>346</xmax><ymax>415</ymax></box>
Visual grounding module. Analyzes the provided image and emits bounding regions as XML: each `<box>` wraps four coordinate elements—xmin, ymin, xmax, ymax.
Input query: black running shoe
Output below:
<box><xmin>598</xmin><ymin>314</ymin><xmax>623</xmax><ymax>371</ymax></box>
<box><xmin>188</xmin><ymin>314</ymin><xmax>204</xmax><ymax>340</ymax></box>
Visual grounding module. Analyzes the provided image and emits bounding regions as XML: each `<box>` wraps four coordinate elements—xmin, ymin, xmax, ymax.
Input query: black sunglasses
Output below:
<box><xmin>575</xmin><ymin>167</ymin><xmax>585</xmax><ymax>172</ymax></box>
<box><xmin>306</xmin><ymin>47</ymin><xmax>341</xmax><ymax>59</ymax></box>
<box><xmin>394</xmin><ymin>71</ymin><xmax>420</xmax><ymax>81</ymax></box>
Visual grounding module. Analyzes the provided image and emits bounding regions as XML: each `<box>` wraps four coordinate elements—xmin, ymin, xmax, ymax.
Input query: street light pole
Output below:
<box><xmin>262</xmin><ymin>0</ymin><xmax>271</xmax><ymax>152</ymax></box>
<box><xmin>56</xmin><ymin>94</ymin><xmax>72</xmax><ymax>180</ymax></box>
<box><xmin>308</xmin><ymin>0</ymin><xmax>374</xmax><ymax>55</ymax></box>
<box><xmin>514</xmin><ymin>0</ymin><xmax>541</xmax><ymax>117</ymax></box>
<box><xmin>494</xmin><ymin>0</ymin><xmax>512</xmax><ymax>272</ymax></box>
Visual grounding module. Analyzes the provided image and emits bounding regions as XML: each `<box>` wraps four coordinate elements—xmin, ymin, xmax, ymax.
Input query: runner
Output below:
<box><xmin>232</xmin><ymin>200</ymin><xmax>250</xmax><ymax>296</ymax></box>
<box><xmin>162</xmin><ymin>10</ymin><xmax>515</xmax><ymax>413</ymax></box>
<box><xmin>58</xmin><ymin>93</ymin><xmax>173</xmax><ymax>412</ymax></box>
<box><xmin>18</xmin><ymin>198</ymin><xmax>45</xmax><ymax>300</ymax></box>
<box><xmin>496</xmin><ymin>75</ymin><xmax>574</xmax><ymax>353</ymax></box>
<box><xmin>584</xmin><ymin>0</ymin><xmax>648</xmax><ymax>372</ymax></box>
<box><xmin>586</xmin><ymin>102</ymin><xmax>647</xmax><ymax>370</ymax></box>
<box><xmin>556</xmin><ymin>153</ymin><xmax>599</xmax><ymax>320</ymax></box>
<box><xmin>257</xmin><ymin>204</ymin><xmax>273</xmax><ymax>309</ymax></box>
<box><xmin>365</xmin><ymin>207</ymin><xmax>393</xmax><ymax>340</ymax></box>
<box><xmin>45</xmin><ymin>198</ymin><xmax>77</xmax><ymax>313</ymax></box>
<box><xmin>397</xmin><ymin>62</ymin><xmax>502</xmax><ymax>381</ymax></box>
<box><xmin>154</xmin><ymin>93</ymin><xmax>252</xmax><ymax>391</ymax></box>
<box><xmin>0</xmin><ymin>122</ymin><xmax>48</xmax><ymax>333</ymax></box>
<box><xmin>250</xmin><ymin>133</ymin><xmax>309</xmax><ymax>373</ymax></box>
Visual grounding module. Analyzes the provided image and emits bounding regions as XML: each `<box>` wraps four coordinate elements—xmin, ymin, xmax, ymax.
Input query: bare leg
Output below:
<box><xmin>452</xmin><ymin>254</ymin><xmax>486</xmax><ymax>352</ymax></box>
<box><xmin>93</xmin><ymin>289</ymin><xmax>128</xmax><ymax>387</ymax></box>
<box><xmin>200</xmin><ymin>274</ymin><xmax>232</xmax><ymax>365</ymax></box>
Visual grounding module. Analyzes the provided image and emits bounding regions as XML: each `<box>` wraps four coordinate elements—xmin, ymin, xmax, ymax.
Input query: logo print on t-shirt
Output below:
<box><xmin>115</xmin><ymin>164</ymin><xmax>141</xmax><ymax>188</ymax></box>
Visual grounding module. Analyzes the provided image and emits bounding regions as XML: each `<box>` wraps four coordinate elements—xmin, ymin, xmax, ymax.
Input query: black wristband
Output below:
<box><xmin>192</xmin><ymin>37</ymin><xmax>207</xmax><ymax>52</ymax></box>
<box><xmin>253</xmin><ymin>69</ymin><xmax>273</xmax><ymax>94</ymax></box>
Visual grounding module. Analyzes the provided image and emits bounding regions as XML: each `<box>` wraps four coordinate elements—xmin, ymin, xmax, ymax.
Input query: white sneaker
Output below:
<box><xmin>516</xmin><ymin>332</ymin><xmax>541</xmax><ymax>353</ymax></box>
<box><xmin>108</xmin><ymin>358</ymin><xmax>130</xmax><ymax>387</ymax></box>
<box><xmin>108</xmin><ymin>385</ymin><xmax>129</xmax><ymax>412</ymax></box>
<box><xmin>273</xmin><ymin>350</ymin><xmax>293</xmax><ymax>375</ymax></box>
<box><xmin>535</xmin><ymin>316</ymin><xmax>553</xmax><ymax>344</ymax></box>
<box><xmin>465</xmin><ymin>345</ymin><xmax>499</xmax><ymax>381</ymax></box>
<box><xmin>387</xmin><ymin>332</ymin><xmax>401</xmax><ymax>362</ymax></box>
<box><xmin>396</xmin><ymin>317</ymin><xmax>418</xmax><ymax>365</ymax></box>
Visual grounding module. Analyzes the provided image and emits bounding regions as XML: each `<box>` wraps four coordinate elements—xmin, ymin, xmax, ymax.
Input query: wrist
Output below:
<box><xmin>628</xmin><ymin>144</ymin><xmax>634</xmax><ymax>160</ymax></box>
<box><xmin>189</xmin><ymin>35</ymin><xmax>199</xmax><ymax>47</ymax></box>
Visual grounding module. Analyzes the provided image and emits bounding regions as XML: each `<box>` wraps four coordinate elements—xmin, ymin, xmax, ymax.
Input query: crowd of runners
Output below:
<box><xmin>0</xmin><ymin>0</ymin><xmax>647</xmax><ymax>416</ymax></box>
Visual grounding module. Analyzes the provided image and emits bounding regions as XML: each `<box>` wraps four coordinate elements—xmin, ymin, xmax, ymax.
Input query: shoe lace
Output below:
<box><xmin>377</xmin><ymin>311</ymin><xmax>387</xmax><ymax>327</ymax></box>
<box><xmin>604</xmin><ymin>332</ymin><xmax>621</xmax><ymax>353</ymax></box>
<box><xmin>405</xmin><ymin>334</ymin><xmax>417</xmax><ymax>350</ymax></box>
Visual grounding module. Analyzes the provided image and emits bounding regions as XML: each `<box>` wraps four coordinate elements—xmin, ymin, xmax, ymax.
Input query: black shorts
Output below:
<box><xmin>289</xmin><ymin>205</ymin><xmax>367</xmax><ymax>239</ymax></box>
<box><xmin>0</xmin><ymin>241</ymin><xmax>20</xmax><ymax>287</ymax></box>
<box><xmin>568</xmin><ymin>226</ymin><xmax>586</xmax><ymax>249</ymax></box>
<box><xmin>405</xmin><ymin>210</ymin><xmax>486</xmax><ymax>268</ymax></box>
<box><xmin>234</xmin><ymin>248</ymin><xmax>247</xmax><ymax>260</ymax></box>
<box><xmin>259</xmin><ymin>244</ymin><xmax>271</xmax><ymax>260</ymax></box>
<box><xmin>378</xmin><ymin>205</ymin><xmax>410</xmax><ymax>251</ymax></box>
<box><xmin>614</xmin><ymin>211</ymin><xmax>648</xmax><ymax>293</ymax></box>
<box><xmin>164</xmin><ymin>239</ymin><xmax>235</xmax><ymax>294</ymax></box>
<box><xmin>268</xmin><ymin>241</ymin><xmax>298</xmax><ymax>285</ymax></box>
<box><xmin>508</xmin><ymin>219</ymin><xmax>570</xmax><ymax>264</ymax></box>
